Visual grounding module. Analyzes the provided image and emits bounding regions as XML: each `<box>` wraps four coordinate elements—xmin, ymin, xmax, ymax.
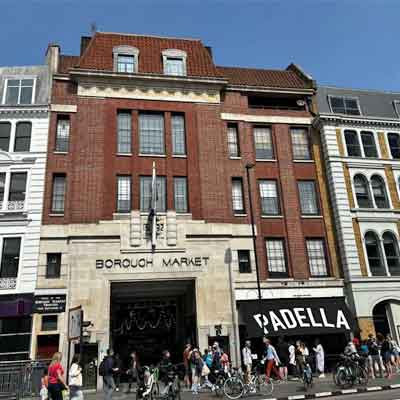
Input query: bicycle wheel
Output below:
<box><xmin>153</xmin><ymin>382</ymin><xmax>160</xmax><ymax>398</ymax></box>
<box><xmin>223</xmin><ymin>377</ymin><xmax>244</xmax><ymax>400</ymax></box>
<box><xmin>214</xmin><ymin>375</ymin><xmax>225</xmax><ymax>397</ymax></box>
<box><xmin>355</xmin><ymin>365</ymin><xmax>368</xmax><ymax>386</ymax></box>
<box><xmin>256</xmin><ymin>375</ymin><xmax>274</xmax><ymax>395</ymax></box>
<box><xmin>336</xmin><ymin>369</ymin><xmax>349</xmax><ymax>388</ymax></box>
<box><xmin>173</xmin><ymin>377</ymin><xmax>181</xmax><ymax>400</ymax></box>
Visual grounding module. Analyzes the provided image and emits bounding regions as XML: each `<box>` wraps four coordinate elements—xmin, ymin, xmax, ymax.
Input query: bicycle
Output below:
<box><xmin>333</xmin><ymin>354</ymin><xmax>368</xmax><ymax>388</ymax></box>
<box><xmin>136</xmin><ymin>366</ymin><xmax>159</xmax><ymax>400</ymax></box>
<box><xmin>160</xmin><ymin>366</ymin><xmax>181</xmax><ymax>400</ymax></box>
<box><xmin>302</xmin><ymin>360</ymin><xmax>313</xmax><ymax>391</ymax></box>
<box><xmin>201</xmin><ymin>367</ymin><xmax>230</xmax><ymax>397</ymax></box>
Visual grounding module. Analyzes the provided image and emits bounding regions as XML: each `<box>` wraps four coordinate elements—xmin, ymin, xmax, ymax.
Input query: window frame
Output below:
<box><xmin>364</xmin><ymin>231</ymin><xmax>387</xmax><ymax>277</ymax></box>
<box><xmin>2</xmin><ymin>77</ymin><xmax>36</xmax><ymax>105</ymax></box>
<box><xmin>387</xmin><ymin>132</ymin><xmax>400</xmax><ymax>160</ymax></box>
<box><xmin>46</xmin><ymin>253</ymin><xmax>62</xmax><ymax>279</ymax></box>
<box><xmin>41</xmin><ymin>315</ymin><xmax>58</xmax><ymax>332</ymax></box>
<box><xmin>0</xmin><ymin>236</ymin><xmax>22</xmax><ymax>280</ymax></box>
<box><xmin>173</xmin><ymin>176</ymin><xmax>188</xmax><ymax>213</ymax></box>
<box><xmin>382</xmin><ymin>231</ymin><xmax>400</xmax><ymax>276</ymax></box>
<box><xmin>51</xmin><ymin>174</ymin><xmax>66</xmax><ymax>214</ymax></box>
<box><xmin>297</xmin><ymin>180</ymin><xmax>320</xmax><ymax>216</ymax></box>
<box><xmin>140</xmin><ymin>176</ymin><xmax>167</xmax><ymax>213</ymax></box>
<box><xmin>253</xmin><ymin>125</ymin><xmax>274</xmax><ymax>160</ymax></box>
<box><xmin>231</xmin><ymin>177</ymin><xmax>245</xmax><ymax>214</ymax></box>
<box><xmin>171</xmin><ymin>114</ymin><xmax>186</xmax><ymax>156</ymax></box>
<box><xmin>0</xmin><ymin>170</ymin><xmax>29</xmax><ymax>212</ymax></box>
<box><xmin>162</xmin><ymin>49</ymin><xmax>187</xmax><ymax>76</ymax></box>
<box><xmin>117</xmin><ymin>111</ymin><xmax>132</xmax><ymax>155</ymax></box>
<box><xmin>238</xmin><ymin>250</ymin><xmax>252</xmax><ymax>274</ymax></box>
<box><xmin>112</xmin><ymin>46</ymin><xmax>139</xmax><ymax>74</ymax></box>
<box><xmin>290</xmin><ymin>127</ymin><xmax>312</xmax><ymax>160</ymax></box>
<box><xmin>344</xmin><ymin>129</ymin><xmax>362</xmax><ymax>157</ymax></box>
<box><xmin>306</xmin><ymin>238</ymin><xmax>329</xmax><ymax>277</ymax></box>
<box><xmin>258</xmin><ymin>179</ymin><xmax>281</xmax><ymax>216</ymax></box>
<box><xmin>227</xmin><ymin>123</ymin><xmax>240</xmax><ymax>158</ymax></box>
<box><xmin>55</xmin><ymin>115</ymin><xmax>70</xmax><ymax>153</ymax></box>
<box><xmin>13</xmin><ymin>122</ymin><xmax>32</xmax><ymax>153</ymax></box>
<box><xmin>328</xmin><ymin>95</ymin><xmax>362</xmax><ymax>116</ymax></box>
<box><xmin>0</xmin><ymin>122</ymin><xmax>11</xmax><ymax>153</ymax></box>
<box><xmin>266</xmin><ymin>238</ymin><xmax>288</xmax><ymax>278</ymax></box>
<box><xmin>394</xmin><ymin>101</ymin><xmax>400</xmax><ymax>118</ymax></box>
<box><xmin>116</xmin><ymin>175</ymin><xmax>132</xmax><ymax>213</ymax></box>
<box><xmin>370</xmin><ymin>174</ymin><xmax>390</xmax><ymax>209</ymax></box>
<box><xmin>138</xmin><ymin>113</ymin><xmax>165</xmax><ymax>155</ymax></box>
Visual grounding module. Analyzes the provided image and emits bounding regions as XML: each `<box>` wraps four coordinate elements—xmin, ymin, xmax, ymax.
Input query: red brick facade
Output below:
<box><xmin>44</xmin><ymin>33</ymin><xmax>339</xmax><ymax>282</ymax></box>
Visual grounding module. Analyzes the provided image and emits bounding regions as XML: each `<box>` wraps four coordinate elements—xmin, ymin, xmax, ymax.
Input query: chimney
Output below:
<box><xmin>80</xmin><ymin>36</ymin><xmax>92</xmax><ymax>56</ymax></box>
<box><xmin>46</xmin><ymin>43</ymin><xmax>60</xmax><ymax>74</ymax></box>
<box><xmin>205</xmin><ymin>46</ymin><xmax>213</xmax><ymax>60</ymax></box>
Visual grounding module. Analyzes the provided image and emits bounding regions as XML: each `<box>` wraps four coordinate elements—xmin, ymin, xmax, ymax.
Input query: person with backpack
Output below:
<box><xmin>99</xmin><ymin>349</ymin><xmax>119</xmax><ymax>400</ymax></box>
<box><xmin>367</xmin><ymin>334</ymin><xmax>383</xmax><ymax>379</ymax></box>
<box><xmin>382</xmin><ymin>334</ymin><xmax>394</xmax><ymax>378</ymax></box>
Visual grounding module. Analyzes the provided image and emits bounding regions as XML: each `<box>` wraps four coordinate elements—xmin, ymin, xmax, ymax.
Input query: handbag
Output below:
<box><xmin>201</xmin><ymin>364</ymin><xmax>210</xmax><ymax>376</ymax></box>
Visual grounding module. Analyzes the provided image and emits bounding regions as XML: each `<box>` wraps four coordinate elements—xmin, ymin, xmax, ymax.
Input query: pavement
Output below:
<box><xmin>76</xmin><ymin>373</ymin><xmax>400</xmax><ymax>400</ymax></box>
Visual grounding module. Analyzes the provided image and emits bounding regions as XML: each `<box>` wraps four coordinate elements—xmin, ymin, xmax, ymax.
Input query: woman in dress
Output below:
<box><xmin>313</xmin><ymin>339</ymin><xmax>325</xmax><ymax>378</ymax></box>
<box><xmin>69</xmin><ymin>354</ymin><xmax>84</xmax><ymax>399</ymax></box>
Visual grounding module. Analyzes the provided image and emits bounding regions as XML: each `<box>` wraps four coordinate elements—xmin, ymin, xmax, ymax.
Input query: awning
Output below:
<box><xmin>237</xmin><ymin>297</ymin><xmax>355</xmax><ymax>337</ymax></box>
<box><xmin>0</xmin><ymin>294</ymin><xmax>33</xmax><ymax>318</ymax></box>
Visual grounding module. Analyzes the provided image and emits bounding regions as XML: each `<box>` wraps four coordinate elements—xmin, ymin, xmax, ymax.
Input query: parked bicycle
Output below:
<box><xmin>333</xmin><ymin>354</ymin><xmax>368</xmax><ymax>388</ymax></box>
<box><xmin>137</xmin><ymin>366</ymin><xmax>159</xmax><ymax>400</ymax></box>
<box><xmin>201</xmin><ymin>367</ymin><xmax>230</xmax><ymax>397</ymax></box>
<box><xmin>302</xmin><ymin>358</ymin><xmax>313</xmax><ymax>391</ymax></box>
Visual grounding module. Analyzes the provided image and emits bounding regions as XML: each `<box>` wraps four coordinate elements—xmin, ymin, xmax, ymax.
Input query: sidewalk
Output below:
<box><xmin>79</xmin><ymin>373</ymin><xmax>400</xmax><ymax>400</ymax></box>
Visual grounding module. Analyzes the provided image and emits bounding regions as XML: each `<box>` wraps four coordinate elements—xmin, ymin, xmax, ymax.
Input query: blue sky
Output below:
<box><xmin>1</xmin><ymin>0</ymin><xmax>399</xmax><ymax>91</ymax></box>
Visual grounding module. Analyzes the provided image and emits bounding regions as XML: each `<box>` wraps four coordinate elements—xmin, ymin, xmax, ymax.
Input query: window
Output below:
<box><xmin>4</xmin><ymin>79</ymin><xmax>35</xmax><ymax>105</ymax></box>
<box><xmin>0</xmin><ymin>237</ymin><xmax>21</xmax><ymax>278</ymax></box>
<box><xmin>0</xmin><ymin>123</ymin><xmax>11</xmax><ymax>152</ymax></box>
<box><xmin>238</xmin><ymin>250</ymin><xmax>251</xmax><ymax>273</ymax></box>
<box><xmin>164</xmin><ymin>58</ymin><xmax>185</xmax><ymax>76</ymax></box>
<box><xmin>139</xmin><ymin>113</ymin><xmax>165</xmax><ymax>155</ymax></box>
<box><xmin>14</xmin><ymin>122</ymin><xmax>31</xmax><ymax>152</ymax></box>
<box><xmin>8</xmin><ymin>172</ymin><xmax>27</xmax><ymax>202</ymax></box>
<box><xmin>51</xmin><ymin>175</ymin><xmax>66</xmax><ymax>214</ymax></box>
<box><xmin>42</xmin><ymin>315</ymin><xmax>58</xmax><ymax>331</ymax></box>
<box><xmin>298</xmin><ymin>181</ymin><xmax>319</xmax><ymax>215</ymax></box>
<box><xmin>354</xmin><ymin>174</ymin><xmax>372</xmax><ymax>208</ymax></box>
<box><xmin>55</xmin><ymin>116</ymin><xmax>70</xmax><ymax>153</ymax></box>
<box><xmin>140</xmin><ymin>176</ymin><xmax>166</xmax><ymax>212</ymax></box>
<box><xmin>291</xmin><ymin>128</ymin><xmax>311</xmax><ymax>160</ymax></box>
<box><xmin>117</xmin><ymin>112</ymin><xmax>131</xmax><ymax>154</ymax></box>
<box><xmin>172</xmin><ymin>114</ymin><xmax>186</xmax><ymax>155</ymax></box>
<box><xmin>329</xmin><ymin>96</ymin><xmax>361</xmax><ymax>115</ymax></box>
<box><xmin>394</xmin><ymin>101</ymin><xmax>400</xmax><ymax>118</ymax></box>
<box><xmin>227</xmin><ymin>124</ymin><xmax>240</xmax><ymax>157</ymax></box>
<box><xmin>383</xmin><ymin>232</ymin><xmax>400</xmax><ymax>276</ymax></box>
<box><xmin>388</xmin><ymin>133</ymin><xmax>400</xmax><ymax>159</ymax></box>
<box><xmin>266</xmin><ymin>239</ymin><xmax>288</xmax><ymax>277</ymax></box>
<box><xmin>117</xmin><ymin>176</ymin><xmax>131</xmax><ymax>213</ymax></box>
<box><xmin>117</xmin><ymin>55</ymin><xmax>136</xmax><ymax>73</ymax></box>
<box><xmin>0</xmin><ymin>174</ymin><xmax>5</xmax><ymax>203</ymax></box>
<box><xmin>360</xmin><ymin>131</ymin><xmax>378</xmax><ymax>158</ymax></box>
<box><xmin>344</xmin><ymin>130</ymin><xmax>361</xmax><ymax>157</ymax></box>
<box><xmin>370</xmin><ymin>175</ymin><xmax>389</xmax><ymax>209</ymax></box>
<box><xmin>46</xmin><ymin>253</ymin><xmax>61</xmax><ymax>278</ymax></box>
<box><xmin>365</xmin><ymin>231</ymin><xmax>385</xmax><ymax>276</ymax></box>
<box><xmin>259</xmin><ymin>180</ymin><xmax>280</xmax><ymax>215</ymax></box>
<box><xmin>306</xmin><ymin>239</ymin><xmax>328</xmax><ymax>276</ymax></box>
<box><xmin>253</xmin><ymin>127</ymin><xmax>273</xmax><ymax>159</ymax></box>
<box><xmin>231</xmin><ymin>178</ymin><xmax>245</xmax><ymax>214</ymax></box>
<box><xmin>0</xmin><ymin>316</ymin><xmax>31</xmax><ymax>360</ymax></box>
<box><xmin>174</xmin><ymin>177</ymin><xmax>188</xmax><ymax>213</ymax></box>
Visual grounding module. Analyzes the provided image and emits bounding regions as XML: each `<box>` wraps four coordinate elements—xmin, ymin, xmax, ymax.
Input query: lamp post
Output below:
<box><xmin>245</xmin><ymin>163</ymin><xmax>262</xmax><ymax>302</ymax></box>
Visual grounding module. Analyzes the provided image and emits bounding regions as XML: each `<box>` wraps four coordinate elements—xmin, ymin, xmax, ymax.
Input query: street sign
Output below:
<box><xmin>33</xmin><ymin>295</ymin><xmax>66</xmax><ymax>314</ymax></box>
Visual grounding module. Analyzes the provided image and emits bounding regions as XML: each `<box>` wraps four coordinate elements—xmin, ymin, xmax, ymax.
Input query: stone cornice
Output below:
<box><xmin>315</xmin><ymin>114</ymin><xmax>400</xmax><ymax>129</ymax></box>
<box><xmin>226</xmin><ymin>84</ymin><xmax>314</xmax><ymax>96</ymax></box>
<box><xmin>0</xmin><ymin>105</ymin><xmax>49</xmax><ymax>116</ymax></box>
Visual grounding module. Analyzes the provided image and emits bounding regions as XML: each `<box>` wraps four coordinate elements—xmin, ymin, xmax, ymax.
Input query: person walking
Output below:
<box><xmin>288</xmin><ymin>341</ymin><xmax>297</xmax><ymax>379</ymax></box>
<box><xmin>40</xmin><ymin>369</ymin><xmax>49</xmax><ymax>400</ymax></box>
<box><xmin>242</xmin><ymin>341</ymin><xmax>252</xmax><ymax>383</ymax></box>
<box><xmin>69</xmin><ymin>354</ymin><xmax>84</xmax><ymax>400</ymax></box>
<box><xmin>390</xmin><ymin>336</ymin><xmax>400</xmax><ymax>371</ymax></box>
<box><xmin>113</xmin><ymin>354</ymin><xmax>122</xmax><ymax>392</ymax></box>
<box><xmin>276</xmin><ymin>337</ymin><xmax>289</xmax><ymax>381</ymax></box>
<box><xmin>381</xmin><ymin>334</ymin><xmax>394</xmax><ymax>379</ymax></box>
<box><xmin>103</xmin><ymin>349</ymin><xmax>118</xmax><ymax>400</ymax></box>
<box><xmin>126</xmin><ymin>351</ymin><xmax>139</xmax><ymax>393</ymax></box>
<box><xmin>367</xmin><ymin>334</ymin><xmax>383</xmax><ymax>379</ymax></box>
<box><xmin>263</xmin><ymin>337</ymin><xmax>282</xmax><ymax>381</ymax></box>
<box><xmin>313</xmin><ymin>339</ymin><xmax>325</xmax><ymax>378</ymax></box>
<box><xmin>203</xmin><ymin>348</ymin><xmax>213</xmax><ymax>369</ymax></box>
<box><xmin>48</xmin><ymin>352</ymin><xmax>67</xmax><ymax>400</ymax></box>
<box><xmin>183</xmin><ymin>344</ymin><xmax>192</xmax><ymax>389</ymax></box>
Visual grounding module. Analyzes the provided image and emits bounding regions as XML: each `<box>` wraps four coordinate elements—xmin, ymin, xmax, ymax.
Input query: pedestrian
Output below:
<box><xmin>211</xmin><ymin>342</ymin><xmax>222</xmax><ymax>370</ymax></box>
<box><xmin>390</xmin><ymin>336</ymin><xmax>400</xmax><ymax>372</ymax></box>
<box><xmin>242</xmin><ymin>340</ymin><xmax>252</xmax><ymax>384</ymax></box>
<box><xmin>126</xmin><ymin>351</ymin><xmax>139</xmax><ymax>393</ymax></box>
<box><xmin>113</xmin><ymin>354</ymin><xmax>122</xmax><ymax>392</ymax></box>
<box><xmin>276</xmin><ymin>337</ymin><xmax>289</xmax><ymax>381</ymax></box>
<box><xmin>40</xmin><ymin>368</ymin><xmax>49</xmax><ymax>400</ymax></box>
<box><xmin>183</xmin><ymin>344</ymin><xmax>192</xmax><ymax>388</ymax></box>
<box><xmin>367</xmin><ymin>334</ymin><xmax>383</xmax><ymax>379</ymax></box>
<box><xmin>220</xmin><ymin>350</ymin><xmax>230</xmax><ymax>372</ymax></box>
<box><xmin>159</xmin><ymin>349</ymin><xmax>173</xmax><ymax>395</ymax></box>
<box><xmin>295</xmin><ymin>340</ymin><xmax>305</xmax><ymax>378</ymax></box>
<box><xmin>48</xmin><ymin>352</ymin><xmax>67</xmax><ymax>400</ymax></box>
<box><xmin>313</xmin><ymin>339</ymin><xmax>325</xmax><ymax>378</ymax></box>
<box><xmin>203</xmin><ymin>348</ymin><xmax>213</xmax><ymax>369</ymax></box>
<box><xmin>263</xmin><ymin>337</ymin><xmax>282</xmax><ymax>381</ymax></box>
<box><xmin>103</xmin><ymin>349</ymin><xmax>118</xmax><ymax>400</ymax></box>
<box><xmin>191</xmin><ymin>350</ymin><xmax>204</xmax><ymax>394</ymax></box>
<box><xmin>288</xmin><ymin>341</ymin><xmax>297</xmax><ymax>379</ymax></box>
<box><xmin>69</xmin><ymin>354</ymin><xmax>84</xmax><ymax>400</ymax></box>
<box><xmin>381</xmin><ymin>334</ymin><xmax>394</xmax><ymax>379</ymax></box>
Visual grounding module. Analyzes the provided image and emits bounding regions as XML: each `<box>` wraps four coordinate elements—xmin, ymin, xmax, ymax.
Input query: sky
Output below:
<box><xmin>1</xmin><ymin>0</ymin><xmax>399</xmax><ymax>91</ymax></box>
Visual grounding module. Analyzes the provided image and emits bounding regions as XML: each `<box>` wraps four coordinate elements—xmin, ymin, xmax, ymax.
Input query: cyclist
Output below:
<box><xmin>159</xmin><ymin>350</ymin><xmax>173</xmax><ymax>395</ymax></box>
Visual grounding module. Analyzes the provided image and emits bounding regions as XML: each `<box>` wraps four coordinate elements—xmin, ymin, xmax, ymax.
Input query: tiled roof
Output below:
<box><xmin>59</xmin><ymin>55</ymin><xmax>80</xmax><ymax>74</ymax></box>
<box><xmin>76</xmin><ymin>32</ymin><xmax>221</xmax><ymax>78</ymax></box>
<box><xmin>217</xmin><ymin>66</ymin><xmax>311</xmax><ymax>89</ymax></box>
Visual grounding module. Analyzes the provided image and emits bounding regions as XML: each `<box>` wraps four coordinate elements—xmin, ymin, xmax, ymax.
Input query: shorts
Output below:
<box><xmin>393</xmin><ymin>349</ymin><xmax>399</xmax><ymax>357</ymax></box>
<box><xmin>383</xmin><ymin>351</ymin><xmax>392</xmax><ymax>363</ymax></box>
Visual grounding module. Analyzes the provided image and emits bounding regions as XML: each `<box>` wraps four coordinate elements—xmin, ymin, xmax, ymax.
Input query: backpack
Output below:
<box><xmin>99</xmin><ymin>358</ymin><xmax>107</xmax><ymax>377</ymax></box>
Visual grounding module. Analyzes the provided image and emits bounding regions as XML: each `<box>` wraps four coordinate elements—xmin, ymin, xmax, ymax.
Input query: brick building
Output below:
<box><xmin>33</xmin><ymin>32</ymin><xmax>352</xmax><ymax>380</ymax></box>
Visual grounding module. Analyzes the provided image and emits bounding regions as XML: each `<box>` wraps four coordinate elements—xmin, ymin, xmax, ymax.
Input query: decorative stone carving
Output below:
<box><xmin>0</xmin><ymin>278</ymin><xmax>17</xmax><ymax>290</ymax></box>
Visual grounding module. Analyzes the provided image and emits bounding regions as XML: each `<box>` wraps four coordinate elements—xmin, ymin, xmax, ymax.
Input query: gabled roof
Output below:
<box><xmin>217</xmin><ymin>65</ymin><xmax>313</xmax><ymax>90</ymax></box>
<box><xmin>75</xmin><ymin>32</ymin><xmax>221</xmax><ymax>78</ymax></box>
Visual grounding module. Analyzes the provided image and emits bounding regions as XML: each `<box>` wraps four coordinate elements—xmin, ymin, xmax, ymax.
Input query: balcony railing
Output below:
<box><xmin>0</xmin><ymin>278</ymin><xmax>17</xmax><ymax>290</ymax></box>
<box><xmin>0</xmin><ymin>201</ymin><xmax>25</xmax><ymax>212</ymax></box>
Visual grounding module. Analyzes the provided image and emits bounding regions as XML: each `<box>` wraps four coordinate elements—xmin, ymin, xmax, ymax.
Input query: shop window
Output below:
<box><xmin>55</xmin><ymin>116</ymin><xmax>70</xmax><ymax>153</ymax></box>
<box><xmin>42</xmin><ymin>315</ymin><xmax>58</xmax><ymax>331</ymax></box>
<box><xmin>51</xmin><ymin>174</ymin><xmax>66</xmax><ymax>214</ymax></box>
<box><xmin>140</xmin><ymin>176</ymin><xmax>166</xmax><ymax>212</ymax></box>
<box><xmin>344</xmin><ymin>130</ymin><xmax>361</xmax><ymax>157</ymax></box>
<box><xmin>46</xmin><ymin>253</ymin><xmax>61</xmax><ymax>278</ymax></box>
<box><xmin>360</xmin><ymin>131</ymin><xmax>378</xmax><ymax>158</ymax></box>
<box><xmin>172</xmin><ymin>114</ymin><xmax>186</xmax><ymax>156</ymax></box>
<box><xmin>174</xmin><ymin>177</ymin><xmax>188</xmax><ymax>213</ymax></box>
<box><xmin>259</xmin><ymin>180</ymin><xmax>280</xmax><ymax>215</ymax></box>
<box><xmin>370</xmin><ymin>175</ymin><xmax>389</xmax><ymax>209</ymax></box>
<box><xmin>0</xmin><ymin>237</ymin><xmax>21</xmax><ymax>278</ymax></box>
<box><xmin>306</xmin><ymin>239</ymin><xmax>328</xmax><ymax>277</ymax></box>
<box><xmin>365</xmin><ymin>231</ymin><xmax>386</xmax><ymax>276</ymax></box>
<box><xmin>0</xmin><ymin>122</ymin><xmax>11</xmax><ymax>152</ymax></box>
<box><xmin>291</xmin><ymin>128</ymin><xmax>311</xmax><ymax>160</ymax></box>
<box><xmin>388</xmin><ymin>132</ymin><xmax>400</xmax><ymax>159</ymax></box>
<box><xmin>0</xmin><ymin>316</ymin><xmax>31</xmax><ymax>361</ymax></box>
<box><xmin>354</xmin><ymin>174</ymin><xmax>372</xmax><ymax>208</ymax></box>
<box><xmin>329</xmin><ymin>96</ymin><xmax>361</xmax><ymax>115</ymax></box>
<box><xmin>116</xmin><ymin>175</ymin><xmax>131</xmax><ymax>213</ymax></box>
<box><xmin>139</xmin><ymin>113</ymin><xmax>165</xmax><ymax>155</ymax></box>
<box><xmin>298</xmin><ymin>181</ymin><xmax>319</xmax><ymax>215</ymax></box>
<box><xmin>383</xmin><ymin>232</ymin><xmax>400</xmax><ymax>276</ymax></box>
<box><xmin>117</xmin><ymin>111</ymin><xmax>131</xmax><ymax>154</ymax></box>
<box><xmin>14</xmin><ymin>122</ymin><xmax>31</xmax><ymax>152</ymax></box>
<box><xmin>3</xmin><ymin>78</ymin><xmax>35</xmax><ymax>105</ymax></box>
<box><xmin>238</xmin><ymin>250</ymin><xmax>251</xmax><ymax>273</ymax></box>
<box><xmin>227</xmin><ymin>124</ymin><xmax>240</xmax><ymax>158</ymax></box>
<box><xmin>266</xmin><ymin>239</ymin><xmax>288</xmax><ymax>277</ymax></box>
<box><xmin>231</xmin><ymin>178</ymin><xmax>245</xmax><ymax>214</ymax></box>
<box><xmin>253</xmin><ymin>126</ymin><xmax>273</xmax><ymax>159</ymax></box>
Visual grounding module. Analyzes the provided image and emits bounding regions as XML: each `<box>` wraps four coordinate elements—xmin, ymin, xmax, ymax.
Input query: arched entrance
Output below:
<box><xmin>372</xmin><ymin>299</ymin><xmax>400</xmax><ymax>340</ymax></box>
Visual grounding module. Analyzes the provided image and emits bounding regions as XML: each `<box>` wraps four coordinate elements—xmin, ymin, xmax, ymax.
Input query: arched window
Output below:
<box><xmin>365</xmin><ymin>231</ymin><xmax>386</xmax><ymax>276</ymax></box>
<box><xmin>360</xmin><ymin>131</ymin><xmax>378</xmax><ymax>158</ymax></box>
<box><xmin>383</xmin><ymin>232</ymin><xmax>400</xmax><ymax>276</ymax></box>
<box><xmin>344</xmin><ymin>130</ymin><xmax>361</xmax><ymax>157</ymax></box>
<box><xmin>370</xmin><ymin>175</ymin><xmax>389</xmax><ymax>208</ymax></box>
<box><xmin>388</xmin><ymin>133</ymin><xmax>400</xmax><ymax>159</ymax></box>
<box><xmin>354</xmin><ymin>174</ymin><xmax>372</xmax><ymax>208</ymax></box>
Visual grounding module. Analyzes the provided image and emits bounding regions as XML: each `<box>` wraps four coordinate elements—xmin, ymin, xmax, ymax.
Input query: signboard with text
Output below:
<box><xmin>33</xmin><ymin>295</ymin><xmax>66</xmax><ymax>314</ymax></box>
<box><xmin>68</xmin><ymin>306</ymin><xmax>82</xmax><ymax>340</ymax></box>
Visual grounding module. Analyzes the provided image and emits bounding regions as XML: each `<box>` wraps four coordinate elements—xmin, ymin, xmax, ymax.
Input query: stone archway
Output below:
<box><xmin>372</xmin><ymin>299</ymin><xmax>400</xmax><ymax>341</ymax></box>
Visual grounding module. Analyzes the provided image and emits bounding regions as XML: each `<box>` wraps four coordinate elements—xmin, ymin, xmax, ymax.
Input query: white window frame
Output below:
<box><xmin>0</xmin><ymin>168</ymin><xmax>30</xmax><ymax>213</ymax></box>
<box><xmin>385</xmin><ymin>130</ymin><xmax>400</xmax><ymax>160</ymax></box>
<box><xmin>2</xmin><ymin>77</ymin><xmax>36</xmax><ymax>105</ymax></box>
<box><xmin>341</xmin><ymin>128</ymin><xmax>380</xmax><ymax>159</ymax></box>
<box><xmin>0</xmin><ymin>119</ymin><xmax>33</xmax><ymax>153</ymax></box>
<box><xmin>162</xmin><ymin>49</ymin><xmax>187</xmax><ymax>76</ymax></box>
<box><xmin>0</xmin><ymin>235</ymin><xmax>23</xmax><ymax>289</ymax></box>
<box><xmin>113</xmin><ymin>46</ymin><xmax>139</xmax><ymax>73</ymax></box>
<box><xmin>328</xmin><ymin>95</ymin><xmax>362</xmax><ymax>116</ymax></box>
<box><xmin>394</xmin><ymin>101</ymin><xmax>400</xmax><ymax>118</ymax></box>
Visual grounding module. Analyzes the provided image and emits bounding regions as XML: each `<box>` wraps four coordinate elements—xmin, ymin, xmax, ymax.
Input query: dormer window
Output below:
<box><xmin>162</xmin><ymin>49</ymin><xmax>187</xmax><ymax>76</ymax></box>
<box><xmin>3</xmin><ymin>78</ymin><xmax>35</xmax><ymax>105</ymax></box>
<box><xmin>328</xmin><ymin>96</ymin><xmax>361</xmax><ymax>116</ymax></box>
<box><xmin>113</xmin><ymin>46</ymin><xmax>139</xmax><ymax>73</ymax></box>
<box><xmin>394</xmin><ymin>101</ymin><xmax>400</xmax><ymax>118</ymax></box>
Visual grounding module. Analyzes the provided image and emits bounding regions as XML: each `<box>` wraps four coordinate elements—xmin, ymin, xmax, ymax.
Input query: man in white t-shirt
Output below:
<box><xmin>242</xmin><ymin>340</ymin><xmax>252</xmax><ymax>383</ymax></box>
<box><xmin>288</xmin><ymin>341</ymin><xmax>296</xmax><ymax>379</ymax></box>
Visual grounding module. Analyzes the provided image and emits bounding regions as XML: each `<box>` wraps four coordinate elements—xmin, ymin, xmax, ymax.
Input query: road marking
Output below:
<box><xmin>288</xmin><ymin>396</ymin><xmax>306</xmax><ymax>400</ymax></box>
<box><xmin>341</xmin><ymin>389</ymin><xmax>358</xmax><ymax>394</ymax></box>
<box><xmin>366</xmin><ymin>386</ymin><xmax>382</xmax><ymax>391</ymax></box>
<box><xmin>391</xmin><ymin>384</ymin><xmax>400</xmax><ymax>389</ymax></box>
<box><xmin>315</xmin><ymin>392</ymin><xmax>333</xmax><ymax>397</ymax></box>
